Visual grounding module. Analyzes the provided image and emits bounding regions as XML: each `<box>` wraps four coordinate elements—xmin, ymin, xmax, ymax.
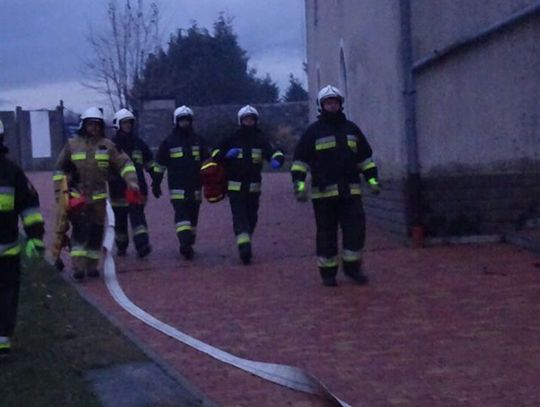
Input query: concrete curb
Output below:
<box><xmin>61</xmin><ymin>272</ymin><xmax>220</xmax><ymax>407</ymax></box>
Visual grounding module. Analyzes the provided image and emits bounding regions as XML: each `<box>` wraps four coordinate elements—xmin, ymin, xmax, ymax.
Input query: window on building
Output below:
<box><xmin>339</xmin><ymin>47</ymin><xmax>349</xmax><ymax>111</ymax></box>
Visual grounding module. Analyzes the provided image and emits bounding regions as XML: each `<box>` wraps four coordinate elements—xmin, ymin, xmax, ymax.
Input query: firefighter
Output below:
<box><xmin>152</xmin><ymin>106</ymin><xmax>208</xmax><ymax>260</ymax></box>
<box><xmin>0</xmin><ymin>119</ymin><xmax>45</xmax><ymax>357</ymax></box>
<box><xmin>291</xmin><ymin>85</ymin><xmax>380</xmax><ymax>287</ymax></box>
<box><xmin>213</xmin><ymin>105</ymin><xmax>284</xmax><ymax>264</ymax></box>
<box><xmin>55</xmin><ymin>107</ymin><xmax>139</xmax><ymax>281</ymax></box>
<box><xmin>109</xmin><ymin>108</ymin><xmax>153</xmax><ymax>258</ymax></box>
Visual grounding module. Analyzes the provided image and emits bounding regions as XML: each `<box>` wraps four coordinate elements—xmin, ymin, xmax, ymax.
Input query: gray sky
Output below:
<box><xmin>0</xmin><ymin>0</ymin><xmax>306</xmax><ymax>112</ymax></box>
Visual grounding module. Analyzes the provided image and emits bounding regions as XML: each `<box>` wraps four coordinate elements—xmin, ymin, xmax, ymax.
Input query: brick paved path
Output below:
<box><xmin>33</xmin><ymin>172</ymin><xmax>540</xmax><ymax>407</ymax></box>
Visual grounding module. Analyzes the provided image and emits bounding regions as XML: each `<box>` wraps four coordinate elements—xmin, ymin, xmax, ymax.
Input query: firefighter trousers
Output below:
<box><xmin>172</xmin><ymin>199</ymin><xmax>200</xmax><ymax>249</ymax></box>
<box><xmin>113</xmin><ymin>204</ymin><xmax>150</xmax><ymax>252</ymax></box>
<box><xmin>229</xmin><ymin>192</ymin><xmax>260</xmax><ymax>249</ymax></box>
<box><xmin>0</xmin><ymin>256</ymin><xmax>20</xmax><ymax>337</ymax></box>
<box><xmin>313</xmin><ymin>196</ymin><xmax>366</xmax><ymax>278</ymax></box>
<box><xmin>70</xmin><ymin>200</ymin><xmax>106</xmax><ymax>273</ymax></box>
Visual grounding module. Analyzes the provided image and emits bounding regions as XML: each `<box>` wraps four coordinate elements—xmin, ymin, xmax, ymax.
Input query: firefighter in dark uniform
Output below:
<box><xmin>291</xmin><ymin>86</ymin><xmax>380</xmax><ymax>286</ymax></box>
<box><xmin>0</xmin><ymin>119</ymin><xmax>45</xmax><ymax>357</ymax></box>
<box><xmin>109</xmin><ymin>108</ymin><xmax>153</xmax><ymax>258</ymax></box>
<box><xmin>152</xmin><ymin>106</ymin><xmax>208</xmax><ymax>260</ymax></box>
<box><xmin>55</xmin><ymin>107</ymin><xmax>139</xmax><ymax>281</ymax></box>
<box><xmin>213</xmin><ymin>105</ymin><xmax>284</xmax><ymax>264</ymax></box>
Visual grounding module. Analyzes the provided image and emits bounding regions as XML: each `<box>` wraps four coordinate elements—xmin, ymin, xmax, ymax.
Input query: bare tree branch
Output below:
<box><xmin>82</xmin><ymin>0</ymin><xmax>160</xmax><ymax>111</ymax></box>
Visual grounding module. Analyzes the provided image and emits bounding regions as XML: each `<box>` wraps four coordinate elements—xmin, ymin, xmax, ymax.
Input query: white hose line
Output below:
<box><xmin>103</xmin><ymin>201</ymin><xmax>353</xmax><ymax>407</ymax></box>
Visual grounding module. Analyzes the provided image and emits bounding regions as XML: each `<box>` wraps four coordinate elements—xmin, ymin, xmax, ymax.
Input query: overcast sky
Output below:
<box><xmin>0</xmin><ymin>0</ymin><xmax>306</xmax><ymax>113</ymax></box>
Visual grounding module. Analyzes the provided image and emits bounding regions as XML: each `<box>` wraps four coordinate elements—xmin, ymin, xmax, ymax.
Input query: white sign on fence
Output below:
<box><xmin>30</xmin><ymin>110</ymin><xmax>52</xmax><ymax>158</ymax></box>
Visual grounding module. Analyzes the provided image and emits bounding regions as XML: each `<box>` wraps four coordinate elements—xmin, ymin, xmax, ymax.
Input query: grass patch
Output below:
<box><xmin>1</xmin><ymin>257</ymin><xmax>146</xmax><ymax>407</ymax></box>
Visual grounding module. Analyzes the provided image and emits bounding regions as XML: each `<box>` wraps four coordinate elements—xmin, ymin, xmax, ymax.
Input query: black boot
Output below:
<box><xmin>136</xmin><ymin>243</ymin><xmax>152</xmax><ymax>259</ymax></box>
<box><xmin>343</xmin><ymin>261</ymin><xmax>369</xmax><ymax>285</ymax></box>
<box><xmin>238</xmin><ymin>243</ymin><xmax>252</xmax><ymax>265</ymax></box>
<box><xmin>319</xmin><ymin>267</ymin><xmax>338</xmax><ymax>287</ymax></box>
<box><xmin>179</xmin><ymin>244</ymin><xmax>194</xmax><ymax>260</ymax></box>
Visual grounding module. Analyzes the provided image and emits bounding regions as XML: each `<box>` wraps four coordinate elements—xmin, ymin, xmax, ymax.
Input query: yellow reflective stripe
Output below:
<box><xmin>315</xmin><ymin>136</ymin><xmax>336</xmax><ymax>151</ymax></box>
<box><xmin>342</xmin><ymin>249</ymin><xmax>361</xmax><ymax>262</ymax></box>
<box><xmin>201</xmin><ymin>161</ymin><xmax>218</xmax><ymax>171</ymax></box>
<box><xmin>70</xmin><ymin>248</ymin><xmax>88</xmax><ymax>257</ymax></box>
<box><xmin>368</xmin><ymin>178</ymin><xmax>379</xmax><ymax>186</ymax></box>
<box><xmin>349</xmin><ymin>184</ymin><xmax>362</xmax><ymax>196</ymax></box>
<box><xmin>312</xmin><ymin>185</ymin><xmax>339</xmax><ymax>199</ymax></box>
<box><xmin>272</xmin><ymin>151</ymin><xmax>284</xmax><ymax>159</ymax></box>
<box><xmin>71</xmin><ymin>152</ymin><xmax>87</xmax><ymax>160</ymax></box>
<box><xmin>251</xmin><ymin>148</ymin><xmax>262</xmax><ymax>162</ymax></box>
<box><xmin>133</xmin><ymin>226</ymin><xmax>148</xmax><ymax>236</ymax></box>
<box><xmin>121</xmin><ymin>164</ymin><xmax>136</xmax><ymax>177</ymax></box>
<box><xmin>170</xmin><ymin>189</ymin><xmax>185</xmax><ymax>200</ymax></box>
<box><xmin>70</xmin><ymin>191</ymin><xmax>81</xmax><ymax>198</ymax></box>
<box><xmin>95</xmin><ymin>153</ymin><xmax>110</xmax><ymax>160</ymax></box>
<box><xmin>228</xmin><ymin>181</ymin><xmax>242</xmax><ymax>191</ymax></box>
<box><xmin>0</xmin><ymin>190</ymin><xmax>15</xmax><ymax>212</ymax></box>
<box><xmin>211</xmin><ymin>149</ymin><xmax>220</xmax><ymax>158</ymax></box>
<box><xmin>92</xmin><ymin>193</ymin><xmax>108</xmax><ymax>201</ymax></box>
<box><xmin>317</xmin><ymin>256</ymin><xmax>338</xmax><ymax>268</ymax></box>
<box><xmin>291</xmin><ymin>161</ymin><xmax>308</xmax><ymax>173</ymax></box>
<box><xmin>194</xmin><ymin>190</ymin><xmax>202</xmax><ymax>201</ymax></box>
<box><xmin>154</xmin><ymin>164</ymin><xmax>165</xmax><ymax>173</ymax></box>
<box><xmin>170</xmin><ymin>147</ymin><xmax>184</xmax><ymax>158</ymax></box>
<box><xmin>0</xmin><ymin>243</ymin><xmax>22</xmax><ymax>257</ymax></box>
<box><xmin>22</xmin><ymin>211</ymin><xmax>44</xmax><ymax>226</ymax></box>
<box><xmin>53</xmin><ymin>172</ymin><xmax>66</xmax><ymax>181</ymax></box>
<box><xmin>0</xmin><ymin>342</ymin><xmax>10</xmax><ymax>350</ymax></box>
<box><xmin>176</xmin><ymin>221</ymin><xmax>192</xmax><ymax>232</ymax></box>
<box><xmin>236</xmin><ymin>233</ymin><xmax>251</xmax><ymax>245</ymax></box>
<box><xmin>359</xmin><ymin>159</ymin><xmax>376</xmax><ymax>171</ymax></box>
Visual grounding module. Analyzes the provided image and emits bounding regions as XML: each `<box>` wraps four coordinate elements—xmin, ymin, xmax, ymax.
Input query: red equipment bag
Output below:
<box><xmin>200</xmin><ymin>158</ymin><xmax>227</xmax><ymax>203</ymax></box>
<box><xmin>125</xmin><ymin>188</ymin><xmax>144</xmax><ymax>205</ymax></box>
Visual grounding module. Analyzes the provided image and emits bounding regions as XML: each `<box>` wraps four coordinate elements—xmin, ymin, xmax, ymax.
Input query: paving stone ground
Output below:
<box><xmin>33</xmin><ymin>171</ymin><xmax>540</xmax><ymax>407</ymax></box>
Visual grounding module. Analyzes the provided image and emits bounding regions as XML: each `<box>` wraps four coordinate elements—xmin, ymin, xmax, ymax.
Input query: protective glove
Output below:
<box><xmin>271</xmin><ymin>158</ymin><xmax>282</xmax><ymax>170</ymax></box>
<box><xmin>294</xmin><ymin>181</ymin><xmax>308</xmax><ymax>202</ymax></box>
<box><xmin>225</xmin><ymin>148</ymin><xmax>241</xmax><ymax>159</ymax></box>
<box><xmin>151</xmin><ymin>183</ymin><xmax>162</xmax><ymax>199</ymax></box>
<box><xmin>367</xmin><ymin>178</ymin><xmax>381</xmax><ymax>195</ymax></box>
<box><xmin>25</xmin><ymin>238</ymin><xmax>45</xmax><ymax>259</ymax></box>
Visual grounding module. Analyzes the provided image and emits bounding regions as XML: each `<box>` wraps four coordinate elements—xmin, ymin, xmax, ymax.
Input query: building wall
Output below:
<box><xmin>305</xmin><ymin>0</ymin><xmax>540</xmax><ymax>237</ymax></box>
<box><xmin>305</xmin><ymin>0</ymin><xmax>410</xmax><ymax>235</ymax></box>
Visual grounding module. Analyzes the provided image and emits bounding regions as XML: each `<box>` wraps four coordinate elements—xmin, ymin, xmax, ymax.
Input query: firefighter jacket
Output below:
<box><xmin>54</xmin><ymin>132</ymin><xmax>137</xmax><ymax>203</ymax></box>
<box><xmin>291</xmin><ymin>111</ymin><xmax>378</xmax><ymax>200</ymax></box>
<box><xmin>109</xmin><ymin>131</ymin><xmax>154</xmax><ymax>203</ymax></box>
<box><xmin>213</xmin><ymin>126</ymin><xmax>284</xmax><ymax>194</ymax></box>
<box><xmin>154</xmin><ymin>126</ymin><xmax>209</xmax><ymax>201</ymax></box>
<box><xmin>0</xmin><ymin>153</ymin><xmax>45</xmax><ymax>257</ymax></box>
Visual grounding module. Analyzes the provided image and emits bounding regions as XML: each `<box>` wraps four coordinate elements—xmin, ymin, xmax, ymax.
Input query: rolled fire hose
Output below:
<box><xmin>103</xmin><ymin>201</ymin><xmax>353</xmax><ymax>407</ymax></box>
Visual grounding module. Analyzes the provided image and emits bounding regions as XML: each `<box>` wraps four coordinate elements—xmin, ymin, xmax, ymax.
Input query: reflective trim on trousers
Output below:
<box><xmin>0</xmin><ymin>241</ymin><xmax>21</xmax><ymax>257</ymax></box>
<box><xmin>317</xmin><ymin>256</ymin><xmax>338</xmax><ymax>268</ymax></box>
<box><xmin>236</xmin><ymin>233</ymin><xmax>251</xmax><ymax>245</ymax></box>
<box><xmin>342</xmin><ymin>249</ymin><xmax>361</xmax><ymax>262</ymax></box>
<box><xmin>176</xmin><ymin>221</ymin><xmax>192</xmax><ymax>233</ymax></box>
<box><xmin>21</xmin><ymin>207</ymin><xmax>44</xmax><ymax>226</ymax></box>
<box><xmin>133</xmin><ymin>225</ymin><xmax>148</xmax><ymax>236</ymax></box>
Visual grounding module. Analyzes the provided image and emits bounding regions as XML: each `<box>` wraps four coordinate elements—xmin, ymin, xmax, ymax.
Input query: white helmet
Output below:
<box><xmin>237</xmin><ymin>105</ymin><xmax>259</xmax><ymax>125</ymax></box>
<box><xmin>112</xmin><ymin>108</ymin><xmax>135</xmax><ymax>130</ymax></box>
<box><xmin>173</xmin><ymin>105</ymin><xmax>194</xmax><ymax>123</ymax></box>
<box><xmin>317</xmin><ymin>85</ymin><xmax>344</xmax><ymax>111</ymax></box>
<box><xmin>0</xmin><ymin>119</ymin><xmax>4</xmax><ymax>136</ymax></box>
<box><xmin>80</xmin><ymin>106</ymin><xmax>104</xmax><ymax>123</ymax></box>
